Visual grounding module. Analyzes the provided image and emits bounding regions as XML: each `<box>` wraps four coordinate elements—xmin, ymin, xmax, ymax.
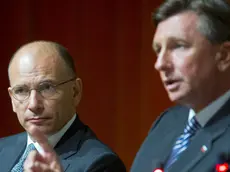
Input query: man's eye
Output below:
<box><xmin>175</xmin><ymin>44</ymin><xmax>185</xmax><ymax>48</ymax></box>
<box><xmin>153</xmin><ymin>44</ymin><xmax>161</xmax><ymax>55</ymax></box>
<box><xmin>39</xmin><ymin>83</ymin><xmax>54</xmax><ymax>91</ymax></box>
<box><xmin>14</xmin><ymin>87</ymin><xmax>28</xmax><ymax>94</ymax></box>
<box><xmin>173</xmin><ymin>42</ymin><xmax>189</xmax><ymax>49</ymax></box>
<box><xmin>154</xmin><ymin>47</ymin><xmax>161</xmax><ymax>55</ymax></box>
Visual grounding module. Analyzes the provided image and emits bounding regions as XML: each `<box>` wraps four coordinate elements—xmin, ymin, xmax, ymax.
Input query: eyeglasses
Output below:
<box><xmin>10</xmin><ymin>77</ymin><xmax>76</xmax><ymax>101</ymax></box>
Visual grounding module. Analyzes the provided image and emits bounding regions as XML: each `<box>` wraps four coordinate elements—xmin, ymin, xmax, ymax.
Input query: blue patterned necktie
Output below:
<box><xmin>11</xmin><ymin>143</ymin><xmax>36</xmax><ymax>172</ymax></box>
<box><xmin>164</xmin><ymin>116</ymin><xmax>201</xmax><ymax>169</ymax></box>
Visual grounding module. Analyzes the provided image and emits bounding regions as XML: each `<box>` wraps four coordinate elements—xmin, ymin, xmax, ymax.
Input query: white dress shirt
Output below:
<box><xmin>26</xmin><ymin>114</ymin><xmax>76</xmax><ymax>155</ymax></box>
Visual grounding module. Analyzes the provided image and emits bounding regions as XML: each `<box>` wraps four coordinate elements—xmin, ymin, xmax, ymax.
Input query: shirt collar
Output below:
<box><xmin>27</xmin><ymin>114</ymin><xmax>76</xmax><ymax>154</ymax></box>
<box><xmin>188</xmin><ymin>108</ymin><xmax>196</xmax><ymax>121</ymax></box>
<box><xmin>188</xmin><ymin>89</ymin><xmax>230</xmax><ymax>127</ymax></box>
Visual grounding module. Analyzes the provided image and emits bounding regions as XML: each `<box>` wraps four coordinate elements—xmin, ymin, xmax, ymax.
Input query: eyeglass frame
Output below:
<box><xmin>9</xmin><ymin>77</ymin><xmax>77</xmax><ymax>101</ymax></box>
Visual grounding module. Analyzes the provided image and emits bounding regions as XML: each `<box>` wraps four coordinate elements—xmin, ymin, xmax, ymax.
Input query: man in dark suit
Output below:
<box><xmin>131</xmin><ymin>0</ymin><xmax>230</xmax><ymax>172</ymax></box>
<box><xmin>1</xmin><ymin>41</ymin><xmax>126</xmax><ymax>172</ymax></box>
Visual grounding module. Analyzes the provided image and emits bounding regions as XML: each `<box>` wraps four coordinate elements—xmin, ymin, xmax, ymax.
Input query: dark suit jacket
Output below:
<box><xmin>131</xmin><ymin>100</ymin><xmax>230</xmax><ymax>172</ymax></box>
<box><xmin>0</xmin><ymin>116</ymin><xmax>126</xmax><ymax>172</ymax></box>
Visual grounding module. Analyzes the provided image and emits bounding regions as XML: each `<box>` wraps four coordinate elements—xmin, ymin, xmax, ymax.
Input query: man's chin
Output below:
<box><xmin>168</xmin><ymin>92</ymin><xmax>186</xmax><ymax>103</ymax></box>
<box><xmin>26</xmin><ymin>125</ymin><xmax>53</xmax><ymax>136</ymax></box>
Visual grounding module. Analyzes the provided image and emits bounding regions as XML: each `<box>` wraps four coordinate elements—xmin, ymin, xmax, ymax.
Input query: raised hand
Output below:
<box><xmin>24</xmin><ymin>126</ymin><xmax>63</xmax><ymax>172</ymax></box>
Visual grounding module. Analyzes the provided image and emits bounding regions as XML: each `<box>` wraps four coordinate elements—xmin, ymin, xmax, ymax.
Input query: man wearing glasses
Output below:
<box><xmin>1</xmin><ymin>41</ymin><xmax>126</xmax><ymax>172</ymax></box>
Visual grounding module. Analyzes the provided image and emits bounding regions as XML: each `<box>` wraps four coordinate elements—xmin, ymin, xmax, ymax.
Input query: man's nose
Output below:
<box><xmin>154</xmin><ymin>50</ymin><xmax>172</xmax><ymax>71</ymax></box>
<box><xmin>27</xmin><ymin>90</ymin><xmax>44</xmax><ymax>114</ymax></box>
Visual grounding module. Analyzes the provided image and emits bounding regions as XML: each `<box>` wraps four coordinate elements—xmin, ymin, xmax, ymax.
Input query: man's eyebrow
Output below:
<box><xmin>39</xmin><ymin>79</ymin><xmax>56</xmax><ymax>83</ymax></box>
<box><xmin>12</xmin><ymin>84</ymin><xmax>28</xmax><ymax>88</ymax></box>
<box><xmin>12</xmin><ymin>79</ymin><xmax>57</xmax><ymax>88</ymax></box>
<box><xmin>166</xmin><ymin>36</ymin><xmax>191</xmax><ymax>44</ymax></box>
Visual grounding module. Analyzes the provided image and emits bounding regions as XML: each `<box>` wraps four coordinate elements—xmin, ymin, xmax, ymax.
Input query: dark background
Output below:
<box><xmin>1</xmin><ymin>0</ymin><xmax>172</xmax><ymax>170</ymax></box>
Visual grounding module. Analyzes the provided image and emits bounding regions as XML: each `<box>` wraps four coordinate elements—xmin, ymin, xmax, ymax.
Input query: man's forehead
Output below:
<box><xmin>10</xmin><ymin>51</ymin><xmax>59</xmax><ymax>74</ymax></box>
<box><xmin>10</xmin><ymin>42</ymin><xmax>62</xmax><ymax>68</ymax></box>
<box><xmin>9</xmin><ymin>57</ymin><xmax>65</xmax><ymax>87</ymax></box>
<box><xmin>153</xmin><ymin>11</ymin><xmax>199</xmax><ymax>42</ymax></box>
<box><xmin>9</xmin><ymin>44</ymin><xmax>65</xmax><ymax>80</ymax></box>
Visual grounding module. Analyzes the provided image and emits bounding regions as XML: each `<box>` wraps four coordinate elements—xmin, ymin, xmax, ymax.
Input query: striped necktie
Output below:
<box><xmin>164</xmin><ymin>116</ymin><xmax>201</xmax><ymax>169</ymax></box>
<box><xmin>11</xmin><ymin>143</ymin><xmax>36</xmax><ymax>172</ymax></box>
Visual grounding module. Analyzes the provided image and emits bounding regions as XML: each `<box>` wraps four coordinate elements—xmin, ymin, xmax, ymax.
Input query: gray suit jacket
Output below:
<box><xmin>131</xmin><ymin>101</ymin><xmax>230</xmax><ymax>172</ymax></box>
<box><xmin>0</xmin><ymin>116</ymin><xmax>126</xmax><ymax>172</ymax></box>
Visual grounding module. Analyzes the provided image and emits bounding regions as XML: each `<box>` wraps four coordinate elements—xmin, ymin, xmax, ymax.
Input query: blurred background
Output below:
<box><xmin>1</xmin><ymin>0</ymin><xmax>173</xmax><ymax>170</ymax></box>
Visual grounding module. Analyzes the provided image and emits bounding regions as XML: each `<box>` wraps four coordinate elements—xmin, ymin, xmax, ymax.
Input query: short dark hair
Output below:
<box><xmin>52</xmin><ymin>42</ymin><xmax>77</xmax><ymax>77</ymax></box>
<box><xmin>153</xmin><ymin>0</ymin><xmax>230</xmax><ymax>43</ymax></box>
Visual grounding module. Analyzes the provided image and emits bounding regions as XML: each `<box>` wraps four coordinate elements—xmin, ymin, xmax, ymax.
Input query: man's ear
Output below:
<box><xmin>73</xmin><ymin>78</ymin><xmax>82</xmax><ymax>106</ymax></box>
<box><xmin>216</xmin><ymin>41</ymin><xmax>230</xmax><ymax>72</ymax></box>
<box><xmin>8</xmin><ymin>87</ymin><xmax>16</xmax><ymax>112</ymax></box>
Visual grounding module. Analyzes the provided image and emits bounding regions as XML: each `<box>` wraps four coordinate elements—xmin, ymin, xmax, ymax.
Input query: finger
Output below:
<box><xmin>24</xmin><ymin>151</ymin><xmax>41</xmax><ymax>170</ymax></box>
<box><xmin>24</xmin><ymin>152</ymin><xmax>63</xmax><ymax>172</ymax></box>
<box><xmin>25</xmin><ymin>161</ymin><xmax>53</xmax><ymax>172</ymax></box>
<box><xmin>27</xmin><ymin>125</ymin><xmax>54</xmax><ymax>154</ymax></box>
<box><xmin>50</xmin><ymin>160</ymin><xmax>63</xmax><ymax>171</ymax></box>
<box><xmin>30</xmin><ymin>150</ymin><xmax>46</xmax><ymax>163</ymax></box>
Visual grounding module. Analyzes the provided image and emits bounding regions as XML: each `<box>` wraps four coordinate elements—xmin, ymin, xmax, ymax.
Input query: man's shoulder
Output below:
<box><xmin>162</xmin><ymin>105</ymin><xmax>189</xmax><ymax>115</ymax></box>
<box><xmin>58</xmin><ymin>125</ymin><xmax>127</xmax><ymax>171</ymax></box>
<box><xmin>154</xmin><ymin>105</ymin><xmax>189</xmax><ymax>122</ymax></box>
<box><xmin>148</xmin><ymin>105</ymin><xmax>189</xmax><ymax>133</ymax></box>
<box><xmin>77</xmin><ymin>134</ymin><xmax>127</xmax><ymax>171</ymax></box>
<box><xmin>74</xmin><ymin>126</ymin><xmax>118</xmax><ymax>156</ymax></box>
<box><xmin>0</xmin><ymin>132</ymin><xmax>26</xmax><ymax>147</ymax></box>
<box><xmin>59</xmin><ymin>117</ymin><xmax>116</xmax><ymax>155</ymax></box>
<box><xmin>78</xmin><ymin>136</ymin><xmax>123</xmax><ymax>166</ymax></box>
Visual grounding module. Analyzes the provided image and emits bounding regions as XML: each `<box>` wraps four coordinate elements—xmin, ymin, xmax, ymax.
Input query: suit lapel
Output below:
<box><xmin>0</xmin><ymin>133</ymin><xmax>27</xmax><ymax>172</ymax></box>
<box><xmin>152</xmin><ymin>106</ymin><xmax>190</xmax><ymax>169</ymax></box>
<box><xmin>0</xmin><ymin>116</ymin><xmax>86</xmax><ymax>172</ymax></box>
<box><xmin>54</xmin><ymin>116</ymin><xmax>86</xmax><ymax>171</ymax></box>
<box><xmin>168</xmin><ymin>102</ymin><xmax>230</xmax><ymax>172</ymax></box>
<box><xmin>168</xmin><ymin>129</ymin><xmax>212</xmax><ymax>172</ymax></box>
<box><xmin>152</xmin><ymin>129</ymin><xmax>183</xmax><ymax>168</ymax></box>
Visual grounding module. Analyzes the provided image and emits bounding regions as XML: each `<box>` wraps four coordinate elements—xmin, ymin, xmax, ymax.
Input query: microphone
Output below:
<box><xmin>153</xmin><ymin>169</ymin><xmax>164</xmax><ymax>172</ymax></box>
<box><xmin>215</xmin><ymin>153</ymin><xmax>230</xmax><ymax>172</ymax></box>
<box><xmin>152</xmin><ymin>160</ymin><xmax>164</xmax><ymax>172</ymax></box>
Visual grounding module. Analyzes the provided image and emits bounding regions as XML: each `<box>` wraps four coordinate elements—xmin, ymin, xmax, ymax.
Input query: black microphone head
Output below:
<box><xmin>212</xmin><ymin>153</ymin><xmax>230</xmax><ymax>172</ymax></box>
<box><xmin>218</xmin><ymin>152</ymin><xmax>230</xmax><ymax>164</ymax></box>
